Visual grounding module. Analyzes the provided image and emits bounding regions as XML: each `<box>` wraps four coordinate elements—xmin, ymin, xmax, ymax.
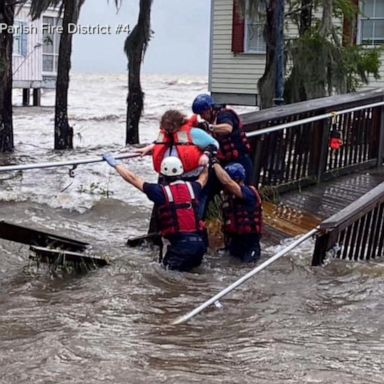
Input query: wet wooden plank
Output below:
<box><xmin>30</xmin><ymin>246</ymin><xmax>108</xmax><ymax>267</ymax></box>
<box><xmin>264</xmin><ymin>168</ymin><xmax>384</xmax><ymax>241</ymax></box>
<box><xmin>0</xmin><ymin>221</ymin><xmax>88</xmax><ymax>251</ymax></box>
<box><xmin>277</xmin><ymin>169</ymin><xmax>384</xmax><ymax>222</ymax></box>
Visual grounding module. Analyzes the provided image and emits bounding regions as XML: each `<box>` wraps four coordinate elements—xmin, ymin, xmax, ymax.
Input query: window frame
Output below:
<box><xmin>243</xmin><ymin>0</ymin><xmax>266</xmax><ymax>54</ymax></box>
<box><xmin>358</xmin><ymin>0</ymin><xmax>384</xmax><ymax>46</ymax></box>
<box><xmin>42</xmin><ymin>16</ymin><xmax>61</xmax><ymax>75</ymax></box>
<box><xmin>13</xmin><ymin>21</ymin><xmax>23</xmax><ymax>56</ymax></box>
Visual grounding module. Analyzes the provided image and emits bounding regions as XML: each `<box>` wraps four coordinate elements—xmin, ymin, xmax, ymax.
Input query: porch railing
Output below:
<box><xmin>242</xmin><ymin>89</ymin><xmax>384</xmax><ymax>191</ymax></box>
<box><xmin>311</xmin><ymin>182</ymin><xmax>384</xmax><ymax>266</ymax></box>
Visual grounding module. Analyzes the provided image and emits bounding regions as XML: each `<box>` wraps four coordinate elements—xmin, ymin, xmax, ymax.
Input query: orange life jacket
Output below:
<box><xmin>152</xmin><ymin>115</ymin><xmax>202</xmax><ymax>173</ymax></box>
<box><xmin>157</xmin><ymin>181</ymin><xmax>205</xmax><ymax>237</ymax></box>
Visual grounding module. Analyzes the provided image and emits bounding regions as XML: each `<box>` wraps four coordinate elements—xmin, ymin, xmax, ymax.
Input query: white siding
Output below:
<box><xmin>12</xmin><ymin>5</ymin><xmax>60</xmax><ymax>87</ymax></box>
<box><xmin>13</xmin><ymin>6</ymin><xmax>42</xmax><ymax>83</ymax></box>
<box><xmin>209</xmin><ymin>0</ymin><xmax>265</xmax><ymax>96</ymax></box>
<box><xmin>209</xmin><ymin>1</ymin><xmax>384</xmax><ymax>100</ymax></box>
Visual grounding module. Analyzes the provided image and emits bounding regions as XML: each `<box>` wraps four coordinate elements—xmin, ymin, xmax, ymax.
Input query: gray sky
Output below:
<box><xmin>72</xmin><ymin>0</ymin><xmax>211</xmax><ymax>75</ymax></box>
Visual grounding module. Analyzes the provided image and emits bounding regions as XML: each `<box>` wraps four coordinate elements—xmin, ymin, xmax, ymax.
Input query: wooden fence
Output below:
<box><xmin>241</xmin><ymin>90</ymin><xmax>384</xmax><ymax>265</ymax></box>
<box><xmin>242</xmin><ymin>89</ymin><xmax>384</xmax><ymax>192</ymax></box>
<box><xmin>311</xmin><ymin>182</ymin><xmax>384</xmax><ymax>265</ymax></box>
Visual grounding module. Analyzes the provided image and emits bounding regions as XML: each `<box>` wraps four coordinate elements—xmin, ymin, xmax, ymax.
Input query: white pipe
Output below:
<box><xmin>172</xmin><ymin>228</ymin><xmax>319</xmax><ymax>325</ymax></box>
<box><xmin>246</xmin><ymin>101</ymin><xmax>384</xmax><ymax>138</ymax></box>
<box><xmin>2</xmin><ymin>101</ymin><xmax>382</xmax><ymax>172</ymax></box>
<box><xmin>0</xmin><ymin>153</ymin><xmax>140</xmax><ymax>173</ymax></box>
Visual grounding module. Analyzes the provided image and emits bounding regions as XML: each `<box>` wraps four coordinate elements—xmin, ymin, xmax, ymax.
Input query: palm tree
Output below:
<box><xmin>0</xmin><ymin>1</ymin><xmax>15</xmax><ymax>152</ymax></box>
<box><xmin>124</xmin><ymin>0</ymin><xmax>153</xmax><ymax>144</ymax></box>
<box><xmin>30</xmin><ymin>0</ymin><xmax>85</xmax><ymax>149</ymax></box>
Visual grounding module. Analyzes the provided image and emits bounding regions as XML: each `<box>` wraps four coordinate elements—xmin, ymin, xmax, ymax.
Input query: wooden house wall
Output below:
<box><xmin>13</xmin><ymin>5</ymin><xmax>42</xmax><ymax>83</ymax></box>
<box><xmin>209</xmin><ymin>0</ymin><xmax>384</xmax><ymax>104</ymax></box>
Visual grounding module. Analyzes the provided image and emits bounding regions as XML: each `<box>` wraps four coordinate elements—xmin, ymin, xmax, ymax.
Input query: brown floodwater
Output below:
<box><xmin>1</xmin><ymin>197</ymin><xmax>384</xmax><ymax>384</ymax></box>
<box><xmin>1</xmin><ymin>75</ymin><xmax>383</xmax><ymax>383</ymax></box>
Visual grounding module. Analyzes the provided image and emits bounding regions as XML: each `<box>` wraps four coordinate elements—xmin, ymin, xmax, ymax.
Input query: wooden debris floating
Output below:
<box><xmin>0</xmin><ymin>220</ymin><xmax>108</xmax><ymax>271</ymax></box>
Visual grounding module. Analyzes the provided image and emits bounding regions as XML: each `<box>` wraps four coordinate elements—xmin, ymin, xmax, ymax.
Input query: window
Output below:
<box><xmin>231</xmin><ymin>0</ymin><xmax>266</xmax><ymax>54</ymax></box>
<box><xmin>13</xmin><ymin>21</ymin><xmax>28</xmax><ymax>56</ymax></box>
<box><xmin>360</xmin><ymin>0</ymin><xmax>384</xmax><ymax>45</ymax></box>
<box><xmin>244</xmin><ymin>0</ymin><xmax>266</xmax><ymax>53</ymax></box>
<box><xmin>42</xmin><ymin>16</ymin><xmax>61</xmax><ymax>73</ymax></box>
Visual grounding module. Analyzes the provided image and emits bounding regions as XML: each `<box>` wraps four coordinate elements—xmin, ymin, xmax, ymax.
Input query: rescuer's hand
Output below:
<box><xmin>198</xmin><ymin>153</ymin><xmax>209</xmax><ymax>167</ymax></box>
<box><xmin>102</xmin><ymin>153</ymin><xmax>120</xmax><ymax>168</ymax></box>
<box><xmin>197</xmin><ymin>120</ymin><xmax>210</xmax><ymax>132</ymax></box>
<box><xmin>134</xmin><ymin>143</ymin><xmax>155</xmax><ymax>156</ymax></box>
<box><xmin>209</xmin><ymin>155</ymin><xmax>219</xmax><ymax>167</ymax></box>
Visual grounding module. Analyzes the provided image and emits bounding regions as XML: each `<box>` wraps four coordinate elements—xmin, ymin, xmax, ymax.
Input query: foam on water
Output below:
<box><xmin>6</xmin><ymin>73</ymin><xmax>210</xmax><ymax>212</ymax></box>
<box><xmin>3</xmin><ymin>74</ymin><xmax>383</xmax><ymax>384</ymax></box>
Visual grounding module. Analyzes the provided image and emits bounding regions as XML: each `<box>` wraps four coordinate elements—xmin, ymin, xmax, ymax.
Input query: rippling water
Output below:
<box><xmin>1</xmin><ymin>74</ymin><xmax>383</xmax><ymax>383</ymax></box>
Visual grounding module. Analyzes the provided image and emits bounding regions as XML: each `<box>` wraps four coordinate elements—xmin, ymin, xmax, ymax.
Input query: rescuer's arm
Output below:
<box><xmin>103</xmin><ymin>153</ymin><xmax>145</xmax><ymax>191</ymax></box>
<box><xmin>207</xmin><ymin>122</ymin><xmax>233</xmax><ymax>135</ymax></box>
<box><xmin>212</xmin><ymin>163</ymin><xmax>243</xmax><ymax>198</ymax></box>
<box><xmin>196</xmin><ymin>166</ymin><xmax>209</xmax><ymax>188</ymax></box>
<box><xmin>134</xmin><ymin>143</ymin><xmax>155</xmax><ymax>156</ymax></box>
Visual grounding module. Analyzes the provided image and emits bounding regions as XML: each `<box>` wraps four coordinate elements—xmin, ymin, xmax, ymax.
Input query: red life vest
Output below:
<box><xmin>222</xmin><ymin>186</ymin><xmax>263</xmax><ymax>235</ymax></box>
<box><xmin>152</xmin><ymin>115</ymin><xmax>202</xmax><ymax>173</ymax></box>
<box><xmin>157</xmin><ymin>181</ymin><xmax>205</xmax><ymax>237</ymax></box>
<box><xmin>215</xmin><ymin>109</ymin><xmax>251</xmax><ymax>163</ymax></box>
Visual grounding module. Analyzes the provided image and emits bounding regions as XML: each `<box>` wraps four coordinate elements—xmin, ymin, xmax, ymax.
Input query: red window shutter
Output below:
<box><xmin>232</xmin><ymin>0</ymin><xmax>244</xmax><ymax>53</ymax></box>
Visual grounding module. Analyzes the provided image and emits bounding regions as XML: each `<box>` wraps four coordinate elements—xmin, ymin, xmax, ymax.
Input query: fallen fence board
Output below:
<box><xmin>0</xmin><ymin>221</ymin><xmax>88</xmax><ymax>251</ymax></box>
<box><xmin>30</xmin><ymin>246</ymin><xmax>108</xmax><ymax>267</ymax></box>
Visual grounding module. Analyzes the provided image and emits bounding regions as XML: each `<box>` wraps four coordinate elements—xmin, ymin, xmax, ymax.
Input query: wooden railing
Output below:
<box><xmin>311</xmin><ymin>182</ymin><xmax>384</xmax><ymax>266</ymax></box>
<box><xmin>242</xmin><ymin>89</ymin><xmax>384</xmax><ymax>191</ymax></box>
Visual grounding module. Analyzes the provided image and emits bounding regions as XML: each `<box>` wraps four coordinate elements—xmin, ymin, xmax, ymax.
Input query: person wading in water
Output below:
<box><xmin>212</xmin><ymin>161</ymin><xmax>263</xmax><ymax>263</ymax></box>
<box><xmin>191</xmin><ymin>94</ymin><xmax>253</xmax><ymax>218</ymax></box>
<box><xmin>103</xmin><ymin>154</ymin><xmax>209</xmax><ymax>271</ymax></box>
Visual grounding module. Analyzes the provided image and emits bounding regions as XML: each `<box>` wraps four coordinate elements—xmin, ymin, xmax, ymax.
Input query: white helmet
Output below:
<box><xmin>160</xmin><ymin>156</ymin><xmax>184</xmax><ymax>177</ymax></box>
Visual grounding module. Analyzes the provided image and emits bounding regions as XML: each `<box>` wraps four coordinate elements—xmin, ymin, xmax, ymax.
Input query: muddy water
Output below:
<box><xmin>1</xmin><ymin>74</ymin><xmax>383</xmax><ymax>383</ymax></box>
<box><xmin>1</xmin><ymin>174</ymin><xmax>384</xmax><ymax>384</ymax></box>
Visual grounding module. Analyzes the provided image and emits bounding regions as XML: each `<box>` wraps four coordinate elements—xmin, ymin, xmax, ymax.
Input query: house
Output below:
<box><xmin>12</xmin><ymin>2</ymin><xmax>61</xmax><ymax>106</ymax></box>
<box><xmin>209</xmin><ymin>0</ymin><xmax>384</xmax><ymax>106</ymax></box>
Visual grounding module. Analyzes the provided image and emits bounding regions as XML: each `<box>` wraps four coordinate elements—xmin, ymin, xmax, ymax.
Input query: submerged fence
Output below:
<box><xmin>242</xmin><ymin>89</ymin><xmax>384</xmax><ymax>191</ymax></box>
<box><xmin>311</xmin><ymin>182</ymin><xmax>384</xmax><ymax>265</ymax></box>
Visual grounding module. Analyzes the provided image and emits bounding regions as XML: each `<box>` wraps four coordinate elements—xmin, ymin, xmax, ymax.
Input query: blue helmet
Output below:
<box><xmin>225</xmin><ymin>163</ymin><xmax>246</xmax><ymax>181</ymax></box>
<box><xmin>192</xmin><ymin>94</ymin><xmax>215</xmax><ymax>114</ymax></box>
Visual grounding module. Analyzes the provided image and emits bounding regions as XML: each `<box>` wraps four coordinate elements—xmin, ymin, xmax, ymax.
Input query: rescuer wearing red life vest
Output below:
<box><xmin>136</xmin><ymin>110</ymin><xmax>219</xmax><ymax>181</ymax></box>
<box><xmin>212</xmin><ymin>161</ymin><xmax>262</xmax><ymax>262</ymax></box>
<box><xmin>192</xmin><ymin>94</ymin><xmax>253</xmax><ymax>183</ymax></box>
<box><xmin>102</xmin><ymin>153</ymin><xmax>209</xmax><ymax>271</ymax></box>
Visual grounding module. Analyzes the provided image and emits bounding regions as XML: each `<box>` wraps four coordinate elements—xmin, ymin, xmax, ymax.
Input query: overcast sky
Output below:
<box><xmin>72</xmin><ymin>0</ymin><xmax>211</xmax><ymax>75</ymax></box>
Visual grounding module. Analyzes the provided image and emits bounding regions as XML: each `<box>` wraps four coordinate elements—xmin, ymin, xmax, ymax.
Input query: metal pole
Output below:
<box><xmin>0</xmin><ymin>153</ymin><xmax>140</xmax><ymax>173</ymax></box>
<box><xmin>172</xmin><ymin>228</ymin><xmax>318</xmax><ymax>325</ymax></box>
<box><xmin>246</xmin><ymin>101</ymin><xmax>384</xmax><ymax>138</ymax></box>
<box><xmin>273</xmin><ymin>0</ymin><xmax>284</xmax><ymax>106</ymax></box>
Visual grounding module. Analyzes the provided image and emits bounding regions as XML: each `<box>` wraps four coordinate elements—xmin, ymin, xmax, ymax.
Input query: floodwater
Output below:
<box><xmin>1</xmin><ymin>74</ymin><xmax>383</xmax><ymax>383</ymax></box>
